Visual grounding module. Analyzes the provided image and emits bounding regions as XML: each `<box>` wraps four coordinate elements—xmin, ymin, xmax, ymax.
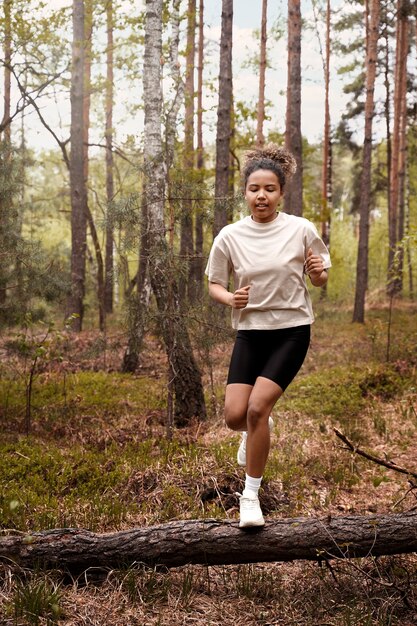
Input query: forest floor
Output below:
<box><xmin>1</xmin><ymin>302</ymin><xmax>417</xmax><ymax>625</ymax></box>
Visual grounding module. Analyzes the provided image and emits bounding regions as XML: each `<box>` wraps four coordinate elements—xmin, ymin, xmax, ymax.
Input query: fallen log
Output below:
<box><xmin>1</xmin><ymin>511</ymin><xmax>416</xmax><ymax>572</ymax></box>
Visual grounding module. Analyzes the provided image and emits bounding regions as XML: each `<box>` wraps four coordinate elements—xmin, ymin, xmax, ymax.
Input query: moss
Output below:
<box><xmin>0</xmin><ymin>371</ymin><xmax>165</xmax><ymax>428</ymax></box>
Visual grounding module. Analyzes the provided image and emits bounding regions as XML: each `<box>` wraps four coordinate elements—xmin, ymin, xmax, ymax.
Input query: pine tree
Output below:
<box><xmin>352</xmin><ymin>0</ymin><xmax>380</xmax><ymax>323</ymax></box>
<box><xmin>213</xmin><ymin>0</ymin><xmax>233</xmax><ymax>237</ymax></box>
<box><xmin>285</xmin><ymin>0</ymin><xmax>303</xmax><ymax>216</ymax></box>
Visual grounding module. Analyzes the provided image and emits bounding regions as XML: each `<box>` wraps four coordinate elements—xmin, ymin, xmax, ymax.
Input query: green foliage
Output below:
<box><xmin>233</xmin><ymin>564</ymin><xmax>278</xmax><ymax>601</ymax></box>
<box><xmin>119</xmin><ymin>565</ymin><xmax>172</xmax><ymax>605</ymax></box>
<box><xmin>9</xmin><ymin>575</ymin><xmax>62</xmax><ymax>625</ymax></box>
<box><xmin>0</xmin><ymin>144</ymin><xmax>69</xmax><ymax>328</ymax></box>
<box><xmin>0</xmin><ymin>369</ymin><xmax>165</xmax><ymax>427</ymax></box>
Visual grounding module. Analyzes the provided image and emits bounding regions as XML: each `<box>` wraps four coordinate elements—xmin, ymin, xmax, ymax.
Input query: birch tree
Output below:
<box><xmin>142</xmin><ymin>0</ymin><xmax>206</xmax><ymax>424</ymax></box>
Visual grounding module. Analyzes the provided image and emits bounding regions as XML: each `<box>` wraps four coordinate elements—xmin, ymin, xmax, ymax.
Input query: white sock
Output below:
<box><xmin>243</xmin><ymin>474</ymin><xmax>262</xmax><ymax>498</ymax></box>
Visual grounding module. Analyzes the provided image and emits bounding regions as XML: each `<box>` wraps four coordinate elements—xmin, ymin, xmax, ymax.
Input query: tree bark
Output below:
<box><xmin>321</xmin><ymin>0</ymin><xmax>331</xmax><ymax>251</ymax></box>
<box><xmin>142</xmin><ymin>0</ymin><xmax>206</xmax><ymax>424</ymax></box>
<box><xmin>213</xmin><ymin>0</ymin><xmax>233</xmax><ymax>237</ymax></box>
<box><xmin>121</xmin><ymin>196</ymin><xmax>152</xmax><ymax>373</ymax></box>
<box><xmin>67</xmin><ymin>0</ymin><xmax>87</xmax><ymax>331</ymax></box>
<box><xmin>2</xmin><ymin>511</ymin><xmax>417</xmax><ymax>572</ymax></box>
<box><xmin>387</xmin><ymin>0</ymin><xmax>408</xmax><ymax>295</ymax></box>
<box><xmin>190</xmin><ymin>0</ymin><xmax>205</xmax><ymax>302</ymax></box>
<box><xmin>1</xmin><ymin>0</ymin><xmax>11</xmax><ymax>147</ymax></box>
<box><xmin>352</xmin><ymin>0</ymin><xmax>379</xmax><ymax>323</ymax></box>
<box><xmin>104</xmin><ymin>0</ymin><xmax>115</xmax><ymax>314</ymax></box>
<box><xmin>83</xmin><ymin>0</ymin><xmax>105</xmax><ymax>332</ymax></box>
<box><xmin>394</xmin><ymin>19</ymin><xmax>408</xmax><ymax>295</ymax></box>
<box><xmin>180</xmin><ymin>0</ymin><xmax>196</xmax><ymax>306</ymax></box>
<box><xmin>0</xmin><ymin>0</ymin><xmax>12</xmax><ymax>307</ymax></box>
<box><xmin>256</xmin><ymin>0</ymin><xmax>267</xmax><ymax>147</ymax></box>
<box><xmin>383</xmin><ymin>7</ymin><xmax>392</xmax><ymax>265</ymax></box>
<box><xmin>284</xmin><ymin>0</ymin><xmax>303</xmax><ymax>216</ymax></box>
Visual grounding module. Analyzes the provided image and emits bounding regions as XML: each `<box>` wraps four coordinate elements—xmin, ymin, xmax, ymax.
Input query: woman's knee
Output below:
<box><xmin>246</xmin><ymin>402</ymin><xmax>269</xmax><ymax>428</ymax></box>
<box><xmin>224</xmin><ymin>403</ymin><xmax>246</xmax><ymax>431</ymax></box>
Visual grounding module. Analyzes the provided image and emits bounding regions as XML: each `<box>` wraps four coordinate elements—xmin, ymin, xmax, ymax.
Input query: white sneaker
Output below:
<box><xmin>237</xmin><ymin>416</ymin><xmax>274</xmax><ymax>467</ymax></box>
<box><xmin>237</xmin><ymin>432</ymin><xmax>247</xmax><ymax>466</ymax></box>
<box><xmin>236</xmin><ymin>492</ymin><xmax>265</xmax><ymax>528</ymax></box>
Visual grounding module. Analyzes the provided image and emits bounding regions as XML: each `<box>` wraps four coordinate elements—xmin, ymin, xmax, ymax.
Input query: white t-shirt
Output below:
<box><xmin>205</xmin><ymin>212</ymin><xmax>331</xmax><ymax>330</ymax></box>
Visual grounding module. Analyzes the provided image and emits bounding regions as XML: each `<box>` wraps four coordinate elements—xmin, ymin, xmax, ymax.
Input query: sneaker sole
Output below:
<box><xmin>239</xmin><ymin>517</ymin><xmax>265</xmax><ymax>528</ymax></box>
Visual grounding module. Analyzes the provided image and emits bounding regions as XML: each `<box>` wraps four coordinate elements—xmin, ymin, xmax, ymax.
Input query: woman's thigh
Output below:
<box><xmin>224</xmin><ymin>383</ymin><xmax>253</xmax><ymax>430</ymax></box>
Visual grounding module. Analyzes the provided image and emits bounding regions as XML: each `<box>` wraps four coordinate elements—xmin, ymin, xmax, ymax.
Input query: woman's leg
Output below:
<box><xmin>224</xmin><ymin>383</ymin><xmax>253</xmax><ymax>431</ymax></box>
<box><xmin>245</xmin><ymin>376</ymin><xmax>283</xmax><ymax>478</ymax></box>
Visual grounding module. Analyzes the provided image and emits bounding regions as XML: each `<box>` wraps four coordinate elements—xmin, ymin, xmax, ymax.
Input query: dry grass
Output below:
<box><xmin>1</xmin><ymin>304</ymin><xmax>417</xmax><ymax>625</ymax></box>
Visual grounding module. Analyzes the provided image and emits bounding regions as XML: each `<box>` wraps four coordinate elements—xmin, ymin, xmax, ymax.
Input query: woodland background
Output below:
<box><xmin>1</xmin><ymin>0</ymin><xmax>417</xmax><ymax>624</ymax></box>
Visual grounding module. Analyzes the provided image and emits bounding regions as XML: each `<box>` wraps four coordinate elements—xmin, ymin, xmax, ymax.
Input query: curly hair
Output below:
<box><xmin>242</xmin><ymin>144</ymin><xmax>297</xmax><ymax>191</ymax></box>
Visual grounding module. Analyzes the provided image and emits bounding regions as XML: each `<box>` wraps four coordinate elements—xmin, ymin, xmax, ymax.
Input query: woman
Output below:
<box><xmin>205</xmin><ymin>144</ymin><xmax>331</xmax><ymax>528</ymax></box>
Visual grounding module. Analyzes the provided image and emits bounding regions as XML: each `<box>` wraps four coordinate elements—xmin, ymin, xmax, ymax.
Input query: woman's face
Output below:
<box><xmin>245</xmin><ymin>169</ymin><xmax>283</xmax><ymax>223</ymax></box>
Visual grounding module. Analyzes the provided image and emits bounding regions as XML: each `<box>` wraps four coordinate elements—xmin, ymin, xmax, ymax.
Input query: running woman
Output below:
<box><xmin>205</xmin><ymin>144</ymin><xmax>331</xmax><ymax>528</ymax></box>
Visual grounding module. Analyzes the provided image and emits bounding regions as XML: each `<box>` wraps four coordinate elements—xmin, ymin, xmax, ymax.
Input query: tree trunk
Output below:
<box><xmin>190</xmin><ymin>0</ymin><xmax>205</xmax><ymax>302</ymax></box>
<box><xmin>213</xmin><ymin>0</ymin><xmax>233</xmax><ymax>237</ymax></box>
<box><xmin>387</xmin><ymin>0</ymin><xmax>408</xmax><ymax>295</ymax></box>
<box><xmin>165</xmin><ymin>0</ymin><xmax>184</xmax><ymax>170</ymax></box>
<box><xmin>1</xmin><ymin>0</ymin><xmax>11</xmax><ymax>146</ymax></box>
<box><xmin>352</xmin><ymin>0</ymin><xmax>379</xmax><ymax>323</ymax></box>
<box><xmin>121</xmin><ymin>195</ymin><xmax>152</xmax><ymax>373</ymax></box>
<box><xmin>256</xmin><ymin>0</ymin><xmax>267</xmax><ymax>147</ymax></box>
<box><xmin>0</xmin><ymin>0</ymin><xmax>12</xmax><ymax>307</ymax></box>
<box><xmin>284</xmin><ymin>0</ymin><xmax>303</xmax><ymax>216</ymax></box>
<box><xmin>142</xmin><ymin>0</ymin><xmax>206</xmax><ymax>424</ymax></box>
<box><xmin>383</xmin><ymin>9</ymin><xmax>391</xmax><ymax>263</ymax></box>
<box><xmin>321</xmin><ymin>0</ymin><xmax>331</xmax><ymax>250</ymax></box>
<box><xmin>104</xmin><ymin>0</ymin><xmax>114</xmax><ymax>314</ymax></box>
<box><xmin>67</xmin><ymin>0</ymin><xmax>87</xmax><ymax>331</ymax></box>
<box><xmin>2</xmin><ymin>511</ymin><xmax>417</xmax><ymax>572</ymax></box>
<box><xmin>180</xmin><ymin>0</ymin><xmax>196</xmax><ymax>306</ymax></box>
<box><xmin>320</xmin><ymin>0</ymin><xmax>332</xmax><ymax>300</ymax></box>
<box><xmin>83</xmin><ymin>0</ymin><xmax>105</xmax><ymax>332</ymax></box>
<box><xmin>394</xmin><ymin>21</ymin><xmax>408</xmax><ymax>295</ymax></box>
<box><xmin>405</xmin><ymin>167</ymin><xmax>413</xmax><ymax>298</ymax></box>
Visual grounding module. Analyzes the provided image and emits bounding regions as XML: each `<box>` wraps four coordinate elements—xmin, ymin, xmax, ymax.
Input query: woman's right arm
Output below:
<box><xmin>208</xmin><ymin>282</ymin><xmax>251</xmax><ymax>309</ymax></box>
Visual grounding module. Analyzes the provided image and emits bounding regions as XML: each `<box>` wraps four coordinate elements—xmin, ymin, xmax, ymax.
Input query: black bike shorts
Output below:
<box><xmin>227</xmin><ymin>325</ymin><xmax>311</xmax><ymax>391</ymax></box>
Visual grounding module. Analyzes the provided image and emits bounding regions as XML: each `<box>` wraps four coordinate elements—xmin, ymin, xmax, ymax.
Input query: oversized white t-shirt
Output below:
<box><xmin>205</xmin><ymin>212</ymin><xmax>331</xmax><ymax>330</ymax></box>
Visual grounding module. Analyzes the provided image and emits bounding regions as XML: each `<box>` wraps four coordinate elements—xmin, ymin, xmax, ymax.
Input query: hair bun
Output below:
<box><xmin>244</xmin><ymin>143</ymin><xmax>297</xmax><ymax>179</ymax></box>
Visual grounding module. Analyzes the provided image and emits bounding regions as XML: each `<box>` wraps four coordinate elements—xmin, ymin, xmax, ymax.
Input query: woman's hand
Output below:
<box><xmin>230</xmin><ymin>285</ymin><xmax>251</xmax><ymax>309</ymax></box>
<box><xmin>304</xmin><ymin>248</ymin><xmax>328</xmax><ymax>287</ymax></box>
<box><xmin>208</xmin><ymin>282</ymin><xmax>251</xmax><ymax>309</ymax></box>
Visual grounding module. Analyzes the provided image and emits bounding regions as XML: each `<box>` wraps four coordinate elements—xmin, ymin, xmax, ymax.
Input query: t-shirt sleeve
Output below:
<box><xmin>304</xmin><ymin>222</ymin><xmax>332</xmax><ymax>269</ymax></box>
<box><xmin>205</xmin><ymin>235</ymin><xmax>232</xmax><ymax>288</ymax></box>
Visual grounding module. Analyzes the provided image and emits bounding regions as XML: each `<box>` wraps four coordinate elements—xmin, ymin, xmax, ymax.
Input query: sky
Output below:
<box><xmin>204</xmin><ymin>0</ymin><xmax>349</xmax><ymax>142</ymax></box>
<box><xmin>23</xmin><ymin>0</ymin><xmax>351</xmax><ymax>150</ymax></box>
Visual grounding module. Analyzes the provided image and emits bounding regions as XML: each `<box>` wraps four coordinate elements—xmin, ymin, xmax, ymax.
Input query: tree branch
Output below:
<box><xmin>9</xmin><ymin>64</ymin><xmax>70</xmax><ymax>168</ymax></box>
<box><xmin>334</xmin><ymin>428</ymin><xmax>417</xmax><ymax>480</ymax></box>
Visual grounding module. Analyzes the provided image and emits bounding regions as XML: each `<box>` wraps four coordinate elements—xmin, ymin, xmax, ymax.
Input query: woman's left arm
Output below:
<box><xmin>304</xmin><ymin>247</ymin><xmax>328</xmax><ymax>287</ymax></box>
